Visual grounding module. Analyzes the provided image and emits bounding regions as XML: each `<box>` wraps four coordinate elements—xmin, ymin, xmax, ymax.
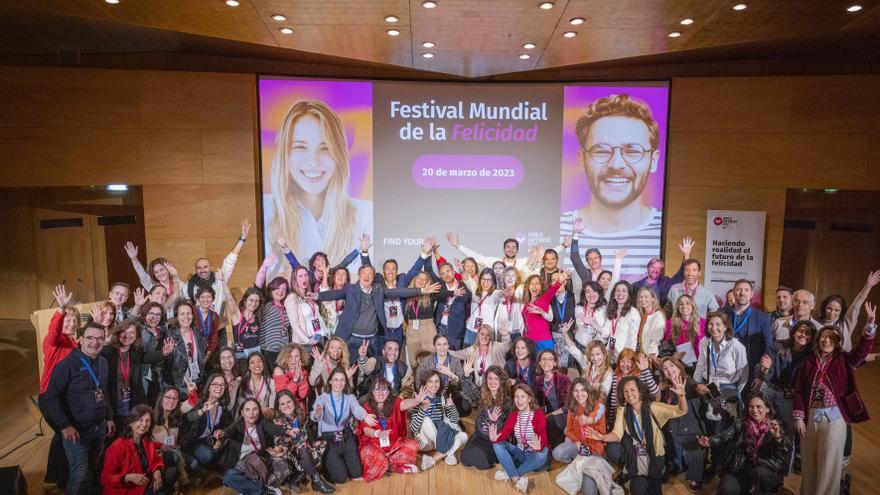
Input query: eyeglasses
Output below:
<box><xmin>146</xmin><ymin>312</ymin><xmax>162</xmax><ymax>318</ymax></box>
<box><xmin>585</xmin><ymin>143</ymin><xmax>653</xmax><ymax>165</ymax></box>
<box><xmin>82</xmin><ymin>335</ymin><xmax>104</xmax><ymax>342</ymax></box>
<box><xmin>162</xmin><ymin>395</ymin><xmax>180</xmax><ymax>401</ymax></box>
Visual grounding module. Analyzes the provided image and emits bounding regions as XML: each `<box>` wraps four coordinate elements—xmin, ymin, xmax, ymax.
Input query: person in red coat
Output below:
<box><xmin>488</xmin><ymin>383</ymin><xmax>549</xmax><ymax>494</ymax></box>
<box><xmin>793</xmin><ymin>302</ymin><xmax>876</xmax><ymax>495</ymax></box>
<box><xmin>101</xmin><ymin>404</ymin><xmax>166</xmax><ymax>494</ymax></box>
<box><xmin>273</xmin><ymin>344</ymin><xmax>310</xmax><ymax>410</ymax></box>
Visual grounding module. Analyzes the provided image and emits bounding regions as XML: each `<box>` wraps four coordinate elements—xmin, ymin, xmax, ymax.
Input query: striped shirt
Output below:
<box><xmin>409</xmin><ymin>396</ymin><xmax>460</xmax><ymax>435</ymax></box>
<box><xmin>259</xmin><ymin>302</ymin><xmax>288</xmax><ymax>353</ymax></box>
<box><xmin>560</xmin><ymin>208</ymin><xmax>663</xmax><ymax>280</ymax></box>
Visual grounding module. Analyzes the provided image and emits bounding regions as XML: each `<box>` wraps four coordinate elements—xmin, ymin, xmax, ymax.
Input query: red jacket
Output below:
<box><xmin>40</xmin><ymin>310</ymin><xmax>78</xmax><ymax>394</ymax></box>
<box><xmin>793</xmin><ymin>328</ymin><xmax>874</xmax><ymax>424</ymax></box>
<box><xmin>100</xmin><ymin>437</ymin><xmax>165</xmax><ymax>495</ymax></box>
<box><xmin>274</xmin><ymin>367</ymin><xmax>310</xmax><ymax>408</ymax></box>
<box><xmin>494</xmin><ymin>408</ymin><xmax>549</xmax><ymax>451</ymax></box>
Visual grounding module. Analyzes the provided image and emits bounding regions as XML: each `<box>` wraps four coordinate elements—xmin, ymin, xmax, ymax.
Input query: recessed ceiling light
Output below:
<box><xmin>384</xmin><ymin>15</ymin><xmax>399</xmax><ymax>23</ymax></box>
<box><xmin>105</xmin><ymin>0</ymin><xmax>120</xmax><ymax>4</ymax></box>
<box><xmin>733</xmin><ymin>3</ymin><xmax>747</xmax><ymax>10</ymax></box>
<box><xmin>569</xmin><ymin>17</ymin><xmax>585</xmax><ymax>25</ymax></box>
<box><xmin>847</xmin><ymin>5</ymin><xmax>863</xmax><ymax>12</ymax></box>
<box><xmin>422</xmin><ymin>41</ymin><xmax>435</xmax><ymax>48</ymax></box>
<box><xmin>523</xmin><ymin>42</ymin><xmax>536</xmax><ymax>49</ymax></box>
<box><xmin>387</xmin><ymin>29</ymin><xmax>400</xmax><ymax>36</ymax></box>
<box><xmin>279</xmin><ymin>27</ymin><xmax>294</xmax><ymax>34</ymax></box>
<box><xmin>538</xmin><ymin>2</ymin><xmax>554</xmax><ymax>10</ymax></box>
<box><xmin>422</xmin><ymin>1</ymin><xmax>437</xmax><ymax>8</ymax></box>
<box><xmin>563</xmin><ymin>31</ymin><xmax>577</xmax><ymax>38</ymax></box>
<box><xmin>271</xmin><ymin>14</ymin><xmax>287</xmax><ymax>22</ymax></box>
<box><xmin>668</xmin><ymin>31</ymin><xmax>682</xmax><ymax>38</ymax></box>
<box><xmin>519</xmin><ymin>54</ymin><xmax>531</xmax><ymax>60</ymax></box>
<box><xmin>422</xmin><ymin>53</ymin><xmax>435</xmax><ymax>59</ymax></box>
<box><xmin>680</xmin><ymin>18</ymin><xmax>694</xmax><ymax>25</ymax></box>
<box><xmin>225</xmin><ymin>0</ymin><xmax>239</xmax><ymax>6</ymax></box>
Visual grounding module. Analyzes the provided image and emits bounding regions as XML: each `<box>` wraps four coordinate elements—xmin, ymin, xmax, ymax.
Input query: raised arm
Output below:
<box><xmin>218</xmin><ymin>271</ymin><xmax>240</xmax><ymax>324</ymax></box>
<box><xmin>842</xmin><ymin>270</ymin><xmax>880</xmax><ymax>350</ymax></box>
<box><xmin>124</xmin><ymin>241</ymin><xmax>154</xmax><ymax>290</ymax></box>
<box><xmin>668</xmin><ymin>237</ymin><xmax>694</xmax><ymax>285</ymax></box>
<box><xmin>448</xmin><ymin>232</ymin><xmax>496</xmax><ymax>268</ymax></box>
<box><xmin>254</xmin><ymin>252</ymin><xmax>277</xmax><ymax>289</ymax></box>
<box><xmin>847</xmin><ymin>302</ymin><xmax>877</xmax><ymax>369</ymax></box>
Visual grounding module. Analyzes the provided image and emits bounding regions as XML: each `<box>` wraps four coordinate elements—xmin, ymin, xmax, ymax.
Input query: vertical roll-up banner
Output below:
<box><xmin>704</xmin><ymin>210</ymin><xmax>767</xmax><ymax>306</ymax></box>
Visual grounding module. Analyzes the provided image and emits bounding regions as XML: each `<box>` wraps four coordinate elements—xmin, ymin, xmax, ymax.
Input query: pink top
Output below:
<box><xmin>521</xmin><ymin>281</ymin><xmax>561</xmax><ymax>343</ymax></box>
<box><xmin>664</xmin><ymin>317</ymin><xmax>706</xmax><ymax>357</ymax></box>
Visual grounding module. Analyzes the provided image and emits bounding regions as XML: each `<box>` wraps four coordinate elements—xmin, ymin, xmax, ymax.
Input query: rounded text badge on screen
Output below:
<box><xmin>412</xmin><ymin>154</ymin><xmax>524</xmax><ymax>189</ymax></box>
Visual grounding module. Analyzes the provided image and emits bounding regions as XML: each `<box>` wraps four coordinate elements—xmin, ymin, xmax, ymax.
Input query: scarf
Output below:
<box><xmin>744</xmin><ymin>416</ymin><xmax>770</xmax><ymax>460</ymax></box>
<box><xmin>187</xmin><ymin>272</ymin><xmax>216</xmax><ymax>301</ymax></box>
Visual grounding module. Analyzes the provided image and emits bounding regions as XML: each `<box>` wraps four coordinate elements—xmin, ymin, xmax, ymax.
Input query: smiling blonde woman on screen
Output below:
<box><xmin>265</xmin><ymin>99</ymin><xmax>373</xmax><ymax>278</ymax></box>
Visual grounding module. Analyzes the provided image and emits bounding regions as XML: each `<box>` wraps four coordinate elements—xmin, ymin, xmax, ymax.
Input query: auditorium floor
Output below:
<box><xmin>3</xmin><ymin>318</ymin><xmax>879</xmax><ymax>495</ymax></box>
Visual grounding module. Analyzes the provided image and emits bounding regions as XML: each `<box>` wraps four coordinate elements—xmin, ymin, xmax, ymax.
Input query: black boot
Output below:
<box><xmin>311</xmin><ymin>473</ymin><xmax>336</xmax><ymax>493</ymax></box>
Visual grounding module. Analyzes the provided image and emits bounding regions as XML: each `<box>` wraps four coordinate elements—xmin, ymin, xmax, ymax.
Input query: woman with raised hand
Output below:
<box><xmin>793</xmin><ymin>302</ymin><xmax>876</xmax><ymax>495</ymax></box>
<box><xmin>124</xmin><ymin>241</ymin><xmax>182</xmax><ymax>301</ymax></box>
<box><xmin>464</xmin><ymin>268</ymin><xmax>503</xmax><ymax>346</ymax></box>
<box><xmin>598</xmin><ymin>281</ymin><xmax>640</xmax><ymax>363</ymax></box>
<box><xmin>271</xmin><ymin>390</ymin><xmax>334</xmax><ymax>493</ymax></box>
<box><xmin>216</xmin><ymin>398</ymin><xmax>288</xmax><ymax>495</ymax></box>
<box><xmin>414</xmin><ymin>334</ymin><xmax>470</xmax><ymax>415</ymax></box>
<box><xmin>165</xmin><ymin>301</ymin><xmax>206</xmax><ymax>396</ymax></box>
<box><xmin>818</xmin><ymin>270</ymin><xmax>880</xmax><ymax>352</ymax></box>
<box><xmin>236</xmin><ymin>352</ymin><xmax>277</xmax><ymax>411</ymax></box>
<box><xmin>697</xmin><ymin>392</ymin><xmax>792</xmax><ymax>495</ymax></box>
<box><xmin>38</xmin><ymin>284</ymin><xmax>82</xmax><ymax>488</ymax></box>
<box><xmin>552</xmin><ymin>377</ymin><xmax>606</xmax><ymax>463</ymax></box>
<box><xmin>219</xmin><ymin>271</ymin><xmax>263</xmax><ymax>370</ymax></box>
<box><xmin>181</xmin><ymin>373</ymin><xmax>232</xmax><ymax>473</ymax></box>
<box><xmin>404</xmin><ymin>270</ymin><xmax>440</xmax><ymax>364</ymax></box>
<box><xmin>285</xmin><ymin>265</ymin><xmax>328</xmax><ymax>350</ymax></box>
<box><xmin>560</xmin><ymin>324</ymin><xmax>613</xmax><ymax>400</ymax></box>
<box><xmin>460</xmin><ymin>365</ymin><xmax>513</xmax><ymax>470</ymax></box>
<box><xmin>151</xmin><ymin>387</ymin><xmax>188</xmax><ymax>490</ymax></box>
<box><xmin>635</xmin><ymin>286</ymin><xmax>666</xmax><ymax>357</ymax></box>
<box><xmin>572</xmin><ymin>281</ymin><xmax>607</xmax><ymax>350</ymax></box>
<box><xmin>273</xmin><ymin>344</ymin><xmax>310</xmax><ymax>411</ymax></box>
<box><xmin>608</xmin><ymin>349</ymin><xmax>660</xmax><ymax>427</ymax></box>
<box><xmin>451</xmin><ymin>324</ymin><xmax>512</xmax><ymax>388</ymax></box>
<box><xmin>409</xmin><ymin>370</ymin><xmax>469</xmax><ymax>470</ymax></box>
<box><xmin>488</xmin><ymin>384</ymin><xmax>549</xmax><ymax>494</ymax></box>
<box><xmin>100</xmin><ymin>405</ymin><xmax>168</xmax><ymax>495</ymax></box>
<box><xmin>311</xmin><ymin>367</ymin><xmax>377</xmax><ymax>484</ymax></box>
<box><xmin>275</xmin><ymin>233</ymin><xmax>364</xmax><ymax>292</ymax></box>
<box><xmin>357</xmin><ymin>378</ymin><xmax>427</xmax><ymax>482</ymax></box>
<box><xmin>318</xmin><ymin>265</ymin><xmax>352</xmax><ymax>336</ymax></box>
<box><xmin>309</xmin><ymin>336</ymin><xmax>356</xmax><ymax>392</ymax></box>
<box><xmin>664</xmin><ymin>294</ymin><xmax>706</xmax><ymax>369</ymax></box>
<box><xmin>657</xmin><ymin>357</ymin><xmax>707</xmax><ymax>492</ymax></box>
<box><xmin>139</xmin><ymin>301</ymin><xmax>170</xmax><ymax>406</ymax></box>
<box><xmin>584</xmin><ymin>374</ymin><xmax>688</xmax><ymax>495</ymax></box>
<box><xmin>495</xmin><ymin>266</ymin><xmax>526</xmax><ymax>340</ymax></box>
<box><xmin>533</xmin><ymin>349</ymin><xmax>571</xmax><ymax>449</ymax></box>
<box><xmin>505</xmin><ymin>336</ymin><xmax>538</xmax><ymax>389</ymax></box>
<box><xmin>521</xmin><ymin>271</ymin><xmax>566</xmax><ymax>352</ymax></box>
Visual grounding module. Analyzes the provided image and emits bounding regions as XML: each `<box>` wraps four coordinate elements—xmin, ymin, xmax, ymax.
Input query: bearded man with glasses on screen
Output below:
<box><xmin>560</xmin><ymin>94</ymin><xmax>663</xmax><ymax>280</ymax></box>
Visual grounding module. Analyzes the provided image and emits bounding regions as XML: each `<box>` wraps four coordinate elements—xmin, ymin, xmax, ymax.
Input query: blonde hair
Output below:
<box><xmin>584</xmin><ymin>340</ymin><xmax>612</xmax><ymax>387</ymax></box>
<box><xmin>269</xmin><ymin>99</ymin><xmax>356</xmax><ymax>267</ymax></box>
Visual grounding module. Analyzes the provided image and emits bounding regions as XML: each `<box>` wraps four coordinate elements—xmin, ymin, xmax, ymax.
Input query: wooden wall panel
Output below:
<box><xmin>0</xmin><ymin>206</ymin><xmax>38</xmax><ymax>319</ymax></box>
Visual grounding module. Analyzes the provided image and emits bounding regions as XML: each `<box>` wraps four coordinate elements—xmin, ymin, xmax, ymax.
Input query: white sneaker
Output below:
<box><xmin>515</xmin><ymin>476</ymin><xmax>529</xmax><ymax>493</ymax></box>
<box><xmin>444</xmin><ymin>453</ymin><xmax>458</xmax><ymax>465</ymax></box>
<box><xmin>421</xmin><ymin>455</ymin><xmax>436</xmax><ymax>471</ymax></box>
<box><xmin>494</xmin><ymin>469</ymin><xmax>509</xmax><ymax>481</ymax></box>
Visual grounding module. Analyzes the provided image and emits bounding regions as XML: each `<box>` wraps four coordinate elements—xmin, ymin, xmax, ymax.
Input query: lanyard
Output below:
<box><xmin>435</xmin><ymin>355</ymin><xmax>449</xmax><ymax>383</ymax></box>
<box><xmin>543</xmin><ymin>376</ymin><xmax>554</xmax><ymax>398</ymax></box>
<box><xmin>409</xmin><ymin>298</ymin><xmax>420</xmax><ymax>319</ymax></box>
<box><xmin>118</xmin><ymin>350</ymin><xmax>131</xmax><ymax>384</ymax></box>
<box><xmin>476</xmin><ymin>294</ymin><xmax>490</xmax><ymax>316</ymax></box>
<box><xmin>252</xmin><ymin>378</ymin><xmax>266</xmax><ymax>402</ymax></box>
<box><xmin>709</xmin><ymin>340</ymin><xmax>720</xmax><ymax>376</ymax></box>
<box><xmin>611</xmin><ymin>317</ymin><xmax>620</xmax><ymax>337</ymax></box>
<box><xmin>377</xmin><ymin>414</ymin><xmax>387</xmax><ymax>430</ymax></box>
<box><xmin>272</xmin><ymin>301</ymin><xmax>287</xmax><ymax>327</ymax></box>
<box><xmin>385</xmin><ymin>363</ymin><xmax>395</xmax><ymax>382</ymax></box>
<box><xmin>631</xmin><ymin>413</ymin><xmax>645</xmax><ymax>444</ymax></box>
<box><xmin>187</xmin><ymin>329</ymin><xmax>197</xmax><ymax>362</ymax></box>
<box><xmin>244</xmin><ymin>424</ymin><xmax>259</xmax><ymax>451</ymax></box>
<box><xmin>330</xmin><ymin>393</ymin><xmax>346</xmax><ymax>426</ymax></box>
<box><xmin>79</xmin><ymin>356</ymin><xmax>100</xmax><ymax>387</ymax></box>
<box><xmin>517</xmin><ymin>411</ymin><xmax>533</xmax><ymax>446</ymax></box>
<box><xmin>554</xmin><ymin>293</ymin><xmax>567</xmax><ymax>320</ymax></box>
<box><xmin>518</xmin><ymin>361</ymin><xmax>530</xmax><ymax>383</ymax></box>
<box><xmin>206</xmin><ymin>404</ymin><xmax>219</xmax><ymax>431</ymax></box>
<box><xmin>237</xmin><ymin>317</ymin><xmax>250</xmax><ymax>341</ymax></box>
<box><xmin>196</xmin><ymin>306</ymin><xmax>212</xmax><ymax>340</ymax></box>
<box><xmin>477</xmin><ymin>348</ymin><xmax>488</xmax><ymax>376</ymax></box>
<box><xmin>733</xmin><ymin>308</ymin><xmax>752</xmax><ymax>336</ymax></box>
<box><xmin>305</xmin><ymin>298</ymin><xmax>318</xmax><ymax>317</ymax></box>
<box><xmin>683</xmin><ymin>284</ymin><xmax>697</xmax><ymax>298</ymax></box>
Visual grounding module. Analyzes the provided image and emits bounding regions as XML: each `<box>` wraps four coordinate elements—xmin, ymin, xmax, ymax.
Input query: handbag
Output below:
<box><xmin>236</xmin><ymin>452</ymin><xmax>269</xmax><ymax>485</ymax></box>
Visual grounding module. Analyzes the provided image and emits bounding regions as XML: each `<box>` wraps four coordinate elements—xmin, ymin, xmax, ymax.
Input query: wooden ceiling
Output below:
<box><xmin>1</xmin><ymin>0</ymin><xmax>879</xmax><ymax>77</ymax></box>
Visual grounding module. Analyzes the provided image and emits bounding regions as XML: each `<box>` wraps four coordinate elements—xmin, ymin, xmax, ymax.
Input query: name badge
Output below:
<box><xmin>144</xmin><ymin>367</ymin><xmax>152</xmax><ymax>381</ymax></box>
<box><xmin>94</xmin><ymin>388</ymin><xmax>104</xmax><ymax>404</ymax></box>
<box><xmin>474</xmin><ymin>317</ymin><xmax>483</xmax><ymax>330</ymax></box>
<box><xmin>120</xmin><ymin>386</ymin><xmax>132</xmax><ymax>404</ymax></box>
<box><xmin>608</xmin><ymin>337</ymin><xmax>616</xmax><ymax>352</ymax></box>
<box><xmin>188</xmin><ymin>360</ymin><xmax>200</xmax><ymax>382</ymax></box>
<box><xmin>634</xmin><ymin>442</ymin><xmax>648</xmax><ymax>457</ymax></box>
<box><xmin>333</xmin><ymin>431</ymin><xmax>344</xmax><ymax>443</ymax></box>
<box><xmin>389</xmin><ymin>305</ymin><xmax>398</xmax><ymax>318</ymax></box>
<box><xmin>311</xmin><ymin>319</ymin><xmax>321</xmax><ymax>334</ymax></box>
<box><xmin>379</xmin><ymin>431</ymin><xmax>390</xmax><ymax>448</ymax></box>
<box><xmin>412</xmin><ymin>319</ymin><xmax>420</xmax><ymax>330</ymax></box>
<box><xmin>163</xmin><ymin>435</ymin><xmax>175</xmax><ymax>446</ymax></box>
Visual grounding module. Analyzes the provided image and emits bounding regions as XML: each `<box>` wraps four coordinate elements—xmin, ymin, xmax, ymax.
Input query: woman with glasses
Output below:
<box><xmin>463</xmin><ymin>268</ymin><xmax>503</xmax><ymax>347</ymax></box>
<box><xmin>214</xmin><ymin>347</ymin><xmax>242</xmax><ymax>410</ymax></box>
<box><xmin>152</xmin><ymin>387</ymin><xmax>188</xmax><ymax>490</ymax></box>
<box><xmin>357</xmin><ymin>377</ymin><xmax>426</xmax><ymax>482</ymax></box>
<box><xmin>139</xmin><ymin>301</ymin><xmax>169</xmax><ymax>406</ymax></box>
<box><xmin>495</xmin><ymin>266</ymin><xmax>526</xmax><ymax>340</ymax></box>
<box><xmin>533</xmin><ymin>349</ymin><xmax>571</xmax><ymax>450</ymax></box>
<box><xmin>181</xmin><ymin>373</ymin><xmax>232</xmax><ymax>473</ymax></box>
<box><xmin>166</xmin><ymin>301</ymin><xmax>207</xmax><ymax>397</ymax></box>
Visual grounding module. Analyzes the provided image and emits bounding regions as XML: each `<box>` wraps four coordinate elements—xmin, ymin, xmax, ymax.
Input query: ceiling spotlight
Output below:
<box><xmin>680</xmin><ymin>18</ymin><xmax>694</xmax><ymax>25</ymax></box>
<box><xmin>668</xmin><ymin>31</ymin><xmax>681</xmax><ymax>38</ymax></box>
<box><xmin>384</xmin><ymin>15</ymin><xmax>399</xmax><ymax>23</ymax></box>
<box><xmin>538</xmin><ymin>2</ymin><xmax>554</xmax><ymax>10</ymax></box>
<box><xmin>733</xmin><ymin>3</ymin><xmax>747</xmax><ymax>10</ymax></box>
<box><xmin>105</xmin><ymin>0</ymin><xmax>120</xmax><ymax>4</ymax></box>
<box><xmin>563</xmin><ymin>31</ymin><xmax>577</xmax><ymax>38</ymax></box>
<box><xmin>422</xmin><ymin>53</ymin><xmax>435</xmax><ymax>59</ymax></box>
<box><xmin>279</xmin><ymin>27</ymin><xmax>294</xmax><ymax>34</ymax></box>
<box><xmin>387</xmin><ymin>29</ymin><xmax>400</xmax><ymax>36</ymax></box>
<box><xmin>271</xmin><ymin>14</ymin><xmax>287</xmax><ymax>22</ymax></box>
<box><xmin>225</xmin><ymin>0</ymin><xmax>239</xmax><ymax>6</ymax></box>
<box><xmin>421</xmin><ymin>1</ymin><xmax>437</xmax><ymax>8</ymax></box>
<box><xmin>422</xmin><ymin>41</ymin><xmax>435</xmax><ymax>48</ymax></box>
<box><xmin>523</xmin><ymin>42</ymin><xmax>536</xmax><ymax>49</ymax></box>
<box><xmin>847</xmin><ymin>5</ymin><xmax>862</xmax><ymax>12</ymax></box>
<box><xmin>519</xmin><ymin>54</ymin><xmax>531</xmax><ymax>60</ymax></box>
<box><xmin>569</xmin><ymin>17</ymin><xmax>585</xmax><ymax>25</ymax></box>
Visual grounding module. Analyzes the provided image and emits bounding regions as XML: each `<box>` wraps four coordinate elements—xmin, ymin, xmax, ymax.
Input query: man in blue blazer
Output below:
<box><xmin>434</xmin><ymin>262</ymin><xmax>472</xmax><ymax>350</ymax></box>
<box><xmin>318</xmin><ymin>264</ymin><xmax>439</xmax><ymax>363</ymax></box>
<box><xmin>721</xmin><ymin>279</ymin><xmax>774</xmax><ymax>388</ymax></box>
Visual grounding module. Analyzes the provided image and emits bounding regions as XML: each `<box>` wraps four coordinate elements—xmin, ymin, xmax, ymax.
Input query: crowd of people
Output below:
<box><xmin>36</xmin><ymin>219</ymin><xmax>878</xmax><ymax>495</ymax></box>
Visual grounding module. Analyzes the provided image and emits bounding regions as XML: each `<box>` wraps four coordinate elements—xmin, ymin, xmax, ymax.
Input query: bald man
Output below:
<box><xmin>772</xmin><ymin>289</ymin><xmax>821</xmax><ymax>343</ymax></box>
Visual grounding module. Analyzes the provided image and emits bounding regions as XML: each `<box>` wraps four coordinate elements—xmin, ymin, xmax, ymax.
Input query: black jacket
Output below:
<box><xmin>101</xmin><ymin>345</ymin><xmax>168</xmax><ymax>416</ymax></box>
<box><xmin>180</xmin><ymin>401</ymin><xmax>234</xmax><ymax>451</ymax></box>
<box><xmin>708</xmin><ymin>419</ymin><xmax>792</xmax><ymax>475</ymax></box>
<box><xmin>218</xmin><ymin>418</ymin><xmax>286</xmax><ymax>470</ymax></box>
<box><xmin>43</xmin><ymin>348</ymin><xmax>113</xmax><ymax>432</ymax></box>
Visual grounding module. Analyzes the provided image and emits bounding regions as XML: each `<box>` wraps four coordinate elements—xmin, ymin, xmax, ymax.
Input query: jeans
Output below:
<box><xmin>552</xmin><ymin>439</ymin><xmax>579</xmax><ymax>463</ymax></box>
<box><xmin>184</xmin><ymin>439</ymin><xmax>216</xmax><ymax>471</ymax></box>
<box><xmin>492</xmin><ymin>442</ymin><xmax>548</xmax><ymax>479</ymax></box>
<box><xmin>223</xmin><ymin>468</ymin><xmax>263</xmax><ymax>495</ymax></box>
<box><xmin>463</xmin><ymin>329</ymin><xmax>477</xmax><ymax>347</ymax></box>
<box><xmin>62</xmin><ymin>423</ymin><xmax>106</xmax><ymax>495</ymax></box>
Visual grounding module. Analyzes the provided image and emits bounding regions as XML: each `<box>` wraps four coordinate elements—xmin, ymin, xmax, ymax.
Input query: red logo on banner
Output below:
<box><xmin>713</xmin><ymin>217</ymin><xmax>723</xmax><ymax>226</ymax></box>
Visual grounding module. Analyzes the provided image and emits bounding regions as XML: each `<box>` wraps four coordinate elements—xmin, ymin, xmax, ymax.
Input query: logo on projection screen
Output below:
<box><xmin>713</xmin><ymin>217</ymin><xmax>723</xmax><ymax>226</ymax></box>
<box><xmin>713</xmin><ymin>216</ymin><xmax>738</xmax><ymax>229</ymax></box>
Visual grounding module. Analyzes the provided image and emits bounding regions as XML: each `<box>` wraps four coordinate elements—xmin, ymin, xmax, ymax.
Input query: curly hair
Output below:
<box><xmin>276</xmin><ymin>343</ymin><xmax>309</xmax><ymax>371</ymax></box>
<box><xmin>479</xmin><ymin>365</ymin><xmax>512</xmax><ymax>409</ymax></box>
<box><xmin>575</xmin><ymin>93</ymin><xmax>659</xmax><ymax>151</ymax></box>
<box><xmin>366</xmin><ymin>376</ymin><xmax>396</xmax><ymax>418</ymax></box>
